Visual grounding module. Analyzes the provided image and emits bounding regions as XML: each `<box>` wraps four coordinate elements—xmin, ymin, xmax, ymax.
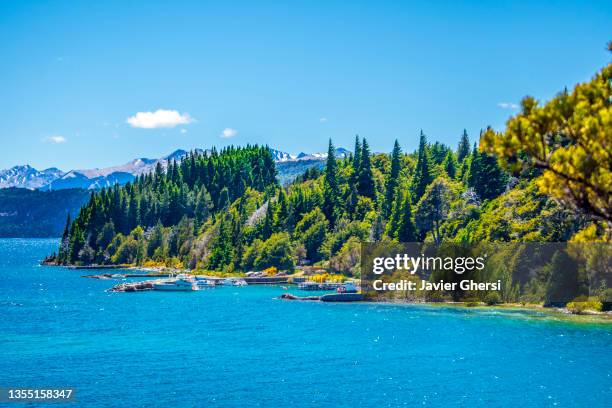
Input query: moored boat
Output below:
<box><xmin>337</xmin><ymin>282</ymin><xmax>358</xmax><ymax>293</ymax></box>
<box><xmin>153</xmin><ymin>277</ymin><xmax>198</xmax><ymax>291</ymax></box>
<box><xmin>222</xmin><ymin>278</ymin><xmax>248</xmax><ymax>286</ymax></box>
<box><xmin>194</xmin><ymin>277</ymin><xmax>216</xmax><ymax>288</ymax></box>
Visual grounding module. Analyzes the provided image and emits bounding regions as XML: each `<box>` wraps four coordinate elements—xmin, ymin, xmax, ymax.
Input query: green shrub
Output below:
<box><xmin>566</xmin><ymin>296</ymin><xmax>603</xmax><ymax>314</ymax></box>
<box><xmin>425</xmin><ymin>290</ymin><xmax>450</xmax><ymax>303</ymax></box>
<box><xmin>461</xmin><ymin>297</ymin><xmax>481</xmax><ymax>307</ymax></box>
<box><xmin>484</xmin><ymin>291</ymin><xmax>502</xmax><ymax>306</ymax></box>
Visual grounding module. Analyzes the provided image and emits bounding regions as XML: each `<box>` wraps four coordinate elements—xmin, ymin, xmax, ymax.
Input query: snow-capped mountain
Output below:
<box><xmin>270</xmin><ymin>147</ymin><xmax>350</xmax><ymax>162</ymax></box>
<box><xmin>294</xmin><ymin>147</ymin><xmax>350</xmax><ymax>160</ymax></box>
<box><xmin>268</xmin><ymin>149</ymin><xmax>297</xmax><ymax>162</ymax></box>
<box><xmin>0</xmin><ymin>165</ymin><xmax>64</xmax><ymax>189</ymax></box>
<box><xmin>0</xmin><ymin>147</ymin><xmax>347</xmax><ymax>191</ymax></box>
<box><xmin>40</xmin><ymin>149</ymin><xmax>196</xmax><ymax>191</ymax></box>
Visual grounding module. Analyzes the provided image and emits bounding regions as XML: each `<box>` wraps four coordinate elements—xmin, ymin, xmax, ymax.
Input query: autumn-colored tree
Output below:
<box><xmin>482</xmin><ymin>53</ymin><xmax>611</xmax><ymax>226</ymax></box>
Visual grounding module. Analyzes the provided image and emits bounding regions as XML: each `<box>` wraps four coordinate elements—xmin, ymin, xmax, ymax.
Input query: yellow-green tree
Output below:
<box><xmin>482</xmin><ymin>48</ymin><xmax>611</xmax><ymax>226</ymax></box>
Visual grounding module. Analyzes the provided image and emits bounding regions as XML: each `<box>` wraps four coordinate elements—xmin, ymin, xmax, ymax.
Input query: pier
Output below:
<box><xmin>280</xmin><ymin>293</ymin><xmax>364</xmax><ymax>302</ymax></box>
<box><xmin>297</xmin><ymin>282</ymin><xmax>344</xmax><ymax>291</ymax></box>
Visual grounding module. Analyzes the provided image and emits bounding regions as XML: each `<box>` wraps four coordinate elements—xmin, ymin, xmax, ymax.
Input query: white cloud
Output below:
<box><xmin>319</xmin><ymin>117</ymin><xmax>328</xmax><ymax>123</ymax></box>
<box><xmin>180</xmin><ymin>128</ymin><xmax>188</xmax><ymax>134</ymax></box>
<box><xmin>498</xmin><ymin>102</ymin><xmax>519</xmax><ymax>109</ymax></box>
<box><xmin>43</xmin><ymin>135</ymin><xmax>67</xmax><ymax>144</ymax></box>
<box><xmin>126</xmin><ymin>109</ymin><xmax>194</xmax><ymax>129</ymax></box>
<box><xmin>220</xmin><ymin>128</ymin><xmax>238</xmax><ymax>138</ymax></box>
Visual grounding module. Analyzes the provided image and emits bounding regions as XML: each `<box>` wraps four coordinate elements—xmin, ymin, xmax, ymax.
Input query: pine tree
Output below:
<box><xmin>358</xmin><ymin>138</ymin><xmax>375</xmax><ymax>199</ymax></box>
<box><xmin>385</xmin><ymin>190</ymin><xmax>402</xmax><ymax>238</ymax></box>
<box><xmin>127</xmin><ymin>194</ymin><xmax>140</xmax><ymax>232</ymax></box>
<box><xmin>275</xmin><ymin>189</ymin><xmax>289</xmax><ymax>231</ymax></box>
<box><xmin>58</xmin><ymin>213</ymin><xmax>71</xmax><ymax>263</ymax></box>
<box><xmin>346</xmin><ymin>184</ymin><xmax>359</xmax><ymax>220</ymax></box>
<box><xmin>352</xmin><ymin>135</ymin><xmax>362</xmax><ymax>179</ymax></box>
<box><xmin>396</xmin><ymin>193</ymin><xmax>417</xmax><ymax>242</ymax></box>
<box><xmin>217</xmin><ymin>187</ymin><xmax>230</xmax><ymax>209</ymax></box>
<box><xmin>430</xmin><ymin>142</ymin><xmax>450</xmax><ymax>165</ymax></box>
<box><xmin>410</xmin><ymin>130</ymin><xmax>433</xmax><ymax>203</ymax></box>
<box><xmin>262</xmin><ymin>200</ymin><xmax>274</xmax><ymax>240</ymax></box>
<box><xmin>442</xmin><ymin>151</ymin><xmax>457</xmax><ymax>179</ymax></box>
<box><xmin>457</xmin><ymin>129</ymin><xmax>470</xmax><ymax>163</ymax></box>
<box><xmin>69</xmin><ymin>224</ymin><xmax>85</xmax><ymax>264</ymax></box>
<box><xmin>350</xmin><ymin>135</ymin><xmax>362</xmax><ymax>187</ymax></box>
<box><xmin>467</xmin><ymin>144</ymin><xmax>508</xmax><ymax>200</ymax></box>
<box><xmin>383</xmin><ymin>140</ymin><xmax>401</xmax><ymax>218</ymax></box>
<box><xmin>207</xmin><ymin>214</ymin><xmax>235</xmax><ymax>270</ymax></box>
<box><xmin>322</xmin><ymin>139</ymin><xmax>340</xmax><ymax>227</ymax></box>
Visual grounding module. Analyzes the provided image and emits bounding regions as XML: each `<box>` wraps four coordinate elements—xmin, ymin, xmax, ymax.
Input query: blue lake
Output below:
<box><xmin>1</xmin><ymin>239</ymin><xmax>610</xmax><ymax>407</ymax></box>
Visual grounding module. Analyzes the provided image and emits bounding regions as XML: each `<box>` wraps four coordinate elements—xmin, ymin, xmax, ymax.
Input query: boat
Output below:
<box><xmin>337</xmin><ymin>282</ymin><xmax>358</xmax><ymax>294</ymax></box>
<box><xmin>222</xmin><ymin>278</ymin><xmax>248</xmax><ymax>286</ymax></box>
<box><xmin>298</xmin><ymin>281</ymin><xmax>341</xmax><ymax>291</ymax></box>
<box><xmin>298</xmin><ymin>281</ymin><xmax>321</xmax><ymax>291</ymax></box>
<box><xmin>153</xmin><ymin>277</ymin><xmax>198</xmax><ymax>291</ymax></box>
<box><xmin>194</xmin><ymin>277</ymin><xmax>216</xmax><ymax>288</ymax></box>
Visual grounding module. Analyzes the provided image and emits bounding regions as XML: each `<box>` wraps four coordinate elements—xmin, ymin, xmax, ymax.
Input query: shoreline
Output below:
<box><xmin>44</xmin><ymin>263</ymin><xmax>611</xmax><ymax>324</ymax></box>
<box><xmin>361</xmin><ymin>299</ymin><xmax>612</xmax><ymax>325</ymax></box>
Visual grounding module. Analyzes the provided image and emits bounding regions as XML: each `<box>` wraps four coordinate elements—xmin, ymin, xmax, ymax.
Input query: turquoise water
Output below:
<box><xmin>1</xmin><ymin>239</ymin><xmax>610</xmax><ymax>407</ymax></box>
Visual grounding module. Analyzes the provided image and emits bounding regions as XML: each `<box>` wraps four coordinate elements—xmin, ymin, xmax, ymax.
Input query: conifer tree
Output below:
<box><xmin>217</xmin><ymin>187</ymin><xmax>230</xmax><ymax>209</ymax></box>
<box><xmin>352</xmin><ymin>135</ymin><xmax>362</xmax><ymax>179</ymax></box>
<box><xmin>467</xmin><ymin>145</ymin><xmax>508</xmax><ymax>201</ymax></box>
<box><xmin>396</xmin><ymin>193</ymin><xmax>417</xmax><ymax>242</ymax></box>
<box><xmin>322</xmin><ymin>139</ymin><xmax>340</xmax><ymax>227</ymax></box>
<box><xmin>430</xmin><ymin>142</ymin><xmax>450</xmax><ymax>165</ymax></box>
<box><xmin>262</xmin><ymin>200</ymin><xmax>275</xmax><ymax>240</ymax></box>
<box><xmin>346</xmin><ymin>184</ymin><xmax>359</xmax><ymax>220</ymax></box>
<box><xmin>442</xmin><ymin>151</ymin><xmax>457</xmax><ymax>179</ymax></box>
<box><xmin>385</xmin><ymin>190</ymin><xmax>402</xmax><ymax>238</ymax></box>
<box><xmin>383</xmin><ymin>140</ymin><xmax>402</xmax><ymax>218</ymax></box>
<box><xmin>358</xmin><ymin>138</ymin><xmax>375</xmax><ymax>199</ymax></box>
<box><xmin>127</xmin><ymin>194</ymin><xmax>140</xmax><ymax>232</ymax></box>
<box><xmin>457</xmin><ymin>129</ymin><xmax>470</xmax><ymax>163</ymax></box>
<box><xmin>58</xmin><ymin>213</ymin><xmax>71</xmax><ymax>263</ymax></box>
<box><xmin>410</xmin><ymin>130</ymin><xmax>433</xmax><ymax>203</ymax></box>
<box><xmin>275</xmin><ymin>189</ymin><xmax>289</xmax><ymax>231</ymax></box>
<box><xmin>207</xmin><ymin>214</ymin><xmax>234</xmax><ymax>270</ymax></box>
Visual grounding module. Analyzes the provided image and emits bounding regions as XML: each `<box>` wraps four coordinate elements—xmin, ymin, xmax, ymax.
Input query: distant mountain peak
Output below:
<box><xmin>164</xmin><ymin>149</ymin><xmax>188</xmax><ymax>161</ymax></box>
<box><xmin>1</xmin><ymin>145</ymin><xmax>348</xmax><ymax>191</ymax></box>
<box><xmin>0</xmin><ymin>165</ymin><xmax>65</xmax><ymax>190</ymax></box>
<box><xmin>286</xmin><ymin>147</ymin><xmax>349</xmax><ymax>161</ymax></box>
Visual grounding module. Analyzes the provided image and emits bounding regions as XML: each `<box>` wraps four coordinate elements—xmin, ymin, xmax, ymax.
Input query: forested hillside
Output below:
<box><xmin>0</xmin><ymin>188</ymin><xmax>90</xmax><ymax>237</ymax></box>
<box><xmin>51</xmin><ymin>56</ymin><xmax>611</xmax><ymax>306</ymax></box>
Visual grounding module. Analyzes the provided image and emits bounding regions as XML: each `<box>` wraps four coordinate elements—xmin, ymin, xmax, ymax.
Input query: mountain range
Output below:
<box><xmin>0</xmin><ymin>147</ymin><xmax>349</xmax><ymax>191</ymax></box>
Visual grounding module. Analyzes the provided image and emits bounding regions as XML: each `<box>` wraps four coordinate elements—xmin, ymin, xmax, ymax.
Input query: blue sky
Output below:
<box><xmin>1</xmin><ymin>0</ymin><xmax>610</xmax><ymax>170</ymax></box>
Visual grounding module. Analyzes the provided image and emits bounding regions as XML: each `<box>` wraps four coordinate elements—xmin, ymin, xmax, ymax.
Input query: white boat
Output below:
<box><xmin>337</xmin><ymin>282</ymin><xmax>358</xmax><ymax>294</ymax></box>
<box><xmin>153</xmin><ymin>277</ymin><xmax>198</xmax><ymax>291</ymax></box>
<box><xmin>194</xmin><ymin>277</ymin><xmax>216</xmax><ymax>288</ymax></box>
<box><xmin>222</xmin><ymin>278</ymin><xmax>248</xmax><ymax>286</ymax></box>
